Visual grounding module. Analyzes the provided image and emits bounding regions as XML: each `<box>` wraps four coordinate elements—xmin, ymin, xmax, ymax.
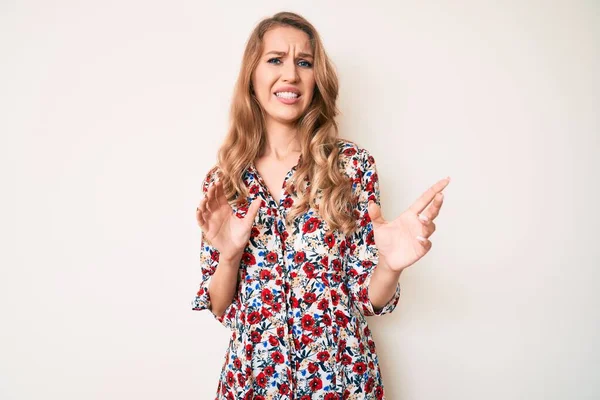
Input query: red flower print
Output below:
<box><xmin>313</xmin><ymin>326</ymin><xmax>323</xmax><ymax>336</ymax></box>
<box><xmin>301</xmin><ymin>314</ymin><xmax>315</xmax><ymax>330</ymax></box>
<box><xmin>303</xmin><ymin>262</ymin><xmax>315</xmax><ymax>278</ymax></box>
<box><xmin>233</xmin><ymin>358</ymin><xmax>241</xmax><ymax>370</ymax></box>
<box><xmin>266</xmin><ymin>252</ymin><xmax>278</xmax><ymax>263</ymax></box>
<box><xmin>320</xmin><ymin>255</ymin><xmax>329</xmax><ymax>267</ymax></box>
<box><xmin>340</xmin><ymin>354</ymin><xmax>352</xmax><ymax>365</ymax></box>
<box><xmin>317</xmin><ymin>298</ymin><xmax>329</xmax><ymax>311</ymax></box>
<box><xmin>247</xmin><ymin>311</ymin><xmax>261</xmax><ymax>325</ymax></box>
<box><xmin>261</xmin><ymin>288</ymin><xmax>274</xmax><ymax>304</ymax></box>
<box><xmin>353</xmin><ymin>362</ymin><xmax>367</xmax><ymax>374</ymax></box>
<box><xmin>261</xmin><ymin>307</ymin><xmax>272</xmax><ymax>318</ymax></box>
<box><xmin>279</xmin><ymin>383</ymin><xmax>290</xmax><ymax>394</ymax></box>
<box><xmin>259</xmin><ymin>269</ymin><xmax>272</xmax><ymax>280</ymax></box>
<box><xmin>250</xmin><ymin>330</ymin><xmax>262</xmax><ymax>343</ymax></box>
<box><xmin>272</xmin><ymin>302</ymin><xmax>282</xmax><ymax>312</ymax></box>
<box><xmin>277</xmin><ymin>327</ymin><xmax>285</xmax><ymax>337</ymax></box>
<box><xmin>322</xmin><ymin>314</ymin><xmax>332</xmax><ymax>326</ymax></box>
<box><xmin>334</xmin><ymin>310</ymin><xmax>349</xmax><ymax>328</ymax></box>
<box><xmin>331</xmin><ymin>290</ymin><xmax>339</xmax><ymax>306</ymax></box>
<box><xmin>308</xmin><ymin>362</ymin><xmax>318</xmax><ymax>374</ymax></box>
<box><xmin>325</xmin><ymin>394</ymin><xmax>338</xmax><ymax>400</ymax></box>
<box><xmin>375</xmin><ymin>386</ymin><xmax>384</xmax><ymax>399</ymax></box>
<box><xmin>251</xmin><ymin>227</ymin><xmax>260</xmax><ymax>237</ymax></box>
<box><xmin>302</xmin><ymin>217</ymin><xmax>320</xmax><ymax>234</ymax></box>
<box><xmin>359</xmin><ymin>288</ymin><xmax>369</xmax><ymax>303</ymax></box>
<box><xmin>226</xmin><ymin>371</ymin><xmax>235</xmax><ymax>386</ymax></box>
<box><xmin>317</xmin><ymin>351</ymin><xmax>330</xmax><ymax>362</ymax></box>
<box><xmin>264</xmin><ymin>365</ymin><xmax>274</xmax><ymax>376</ymax></box>
<box><xmin>268</xmin><ymin>335</ymin><xmax>278</xmax><ymax>346</ymax></box>
<box><xmin>271</xmin><ymin>351</ymin><xmax>285</xmax><ymax>364</ymax></box>
<box><xmin>324</xmin><ymin>232</ymin><xmax>335</xmax><ymax>248</ymax></box>
<box><xmin>256</xmin><ymin>372</ymin><xmax>268</xmax><ymax>388</ymax></box>
<box><xmin>294</xmin><ymin>251</ymin><xmax>305</xmax><ymax>264</ymax></box>
<box><xmin>343</xmin><ymin>147</ymin><xmax>357</xmax><ymax>156</ymax></box>
<box><xmin>210</xmin><ymin>250</ymin><xmax>219</xmax><ymax>262</ymax></box>
<box><xmin>242</xmin><ymin>252</ymin><xmax>255</xmax><ymax>265</ymax></box>
<box><xmin>237</xmin><ymin>372</ymin><xmax>245</xmax><ymax>386</ymax></box>
<box><xmin>303</xmin><ymin>292</ymin><xmax>316</xmax><ymax>304</ymax></box>
<box><xmin>254</xmin><ymin>397</ymin><xmax>265</xmax><ymax>400</ymax></box>
<box><xmin>243</xmin><ymin>389</ymin><xmax>253</xmax><ymax>400</ymax></box>
<box><xmin>301</xmin><ymin>396</ymin><xmax>311</xmax><ymax>400</ymax></box>
<box><xmin>365</xmin><ymin>377</ymin><xmax>375</xmax><ymax>393</ymax></box>
<box><xmin>366</xmin><ymin>229</ymin><xmax>375</xmax><ymax>245</ymax></box>
<box><xmin>283</xmin><ymin>197</ymin><xmax>293</xmax><ymax>208</ymax></box>
<box><xmin>244</xmin><ymin>344</ymin><xmax>253</xmax><ymax>360</ymax></box>
<box><xmin>331</xmin><ymin>259</ymin><xmax>342</xmax><ymax>272</ymax></box>
<box><xmin>309</xmin><ymin>377</ymin><xmax>323</xmax><ymax>391</ymax></box>
<box><xmin>301</xmin><ymin>334</ymin><xmax>312</xmax><ymax>345</ymax></box>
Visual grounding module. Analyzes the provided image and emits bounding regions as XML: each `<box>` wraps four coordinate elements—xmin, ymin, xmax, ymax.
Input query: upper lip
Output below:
<box><xmin>274</xmin><ymin>86</ymin><xmax>301</xmax><ymax>96</ymax></box>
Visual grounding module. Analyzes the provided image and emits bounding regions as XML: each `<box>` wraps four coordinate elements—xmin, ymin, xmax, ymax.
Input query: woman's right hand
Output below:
<box><xmin>196</xmin><ymin>180</ymin><xmax>261</xmax><ymax>262</ymax></box>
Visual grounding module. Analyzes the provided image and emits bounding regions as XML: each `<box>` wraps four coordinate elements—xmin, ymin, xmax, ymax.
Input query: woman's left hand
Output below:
<box><xmin>368</xmin><ymin>177</ymin><xmax>451</xmax><ymax>273</ymax></box>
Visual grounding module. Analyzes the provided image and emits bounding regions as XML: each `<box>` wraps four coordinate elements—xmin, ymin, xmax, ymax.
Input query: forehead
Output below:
<box><xmin>262</xmin><ymin>26</ymin><xmax>312</xmax><ymax>54</ymax></box>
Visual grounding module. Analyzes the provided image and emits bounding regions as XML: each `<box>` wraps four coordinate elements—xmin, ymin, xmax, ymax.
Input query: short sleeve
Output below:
<box><xmin>191</xmin><ymin>168</ymin><xmax>240</xmax><ymax>330</ymax></box>
<box><xmin>345</xmin><ymin>148</ymin><xmax>401</xmax><ymax>317</ymax></box>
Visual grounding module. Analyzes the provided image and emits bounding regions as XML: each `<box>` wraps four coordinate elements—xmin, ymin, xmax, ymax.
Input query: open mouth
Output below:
<box><xmin>274</xmin><ymin>91</ymin><xmax>301</xmax><ymax>99</ymax></box>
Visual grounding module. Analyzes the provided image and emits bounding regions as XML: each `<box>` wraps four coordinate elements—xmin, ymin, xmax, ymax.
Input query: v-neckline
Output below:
<box><xmin>250</xmin><ymin>153</ymin><xmax>302</xmax><ymax>208</ymax></box>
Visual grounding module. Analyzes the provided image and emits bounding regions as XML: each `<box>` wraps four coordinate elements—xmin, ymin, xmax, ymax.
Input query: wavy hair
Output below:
<box><xmin>215</xmin><ymin>11</ymin><xmax>356</xmax><ymax>235</ymax></box>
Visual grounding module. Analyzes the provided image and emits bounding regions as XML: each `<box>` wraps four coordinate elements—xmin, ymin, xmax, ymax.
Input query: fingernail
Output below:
<box><xmin>418</xmin><ymin>214</ymin><xmax>429</xmax><ymax>222</ymax></box>
<box><xmin>416</xmin><ymin>236</ymin><xmax>427</xmax><ymax>243</ymax></box>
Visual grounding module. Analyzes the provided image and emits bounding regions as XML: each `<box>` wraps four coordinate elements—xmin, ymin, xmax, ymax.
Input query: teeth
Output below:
<box><xmin>275</xmin><ymin>91</ymin><xmax>299</xmax><ymax>99</ymax></box>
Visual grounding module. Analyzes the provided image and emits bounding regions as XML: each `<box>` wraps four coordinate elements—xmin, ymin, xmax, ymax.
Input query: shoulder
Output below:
<box><xmin>335</xmin><ymin>138</ymin><xmax>378</xmax><ymax>184</ymax></box>
<box><xmin>200</xmin><ymin>165</ymin><xmax>222</xmax><ymax>194</ymax></box>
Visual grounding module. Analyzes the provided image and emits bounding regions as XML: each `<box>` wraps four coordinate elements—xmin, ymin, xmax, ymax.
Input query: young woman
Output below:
<box><xmin>192</xmin><ymin>11</ymin><xmax>450</xmax><ymax>399</ymax></box>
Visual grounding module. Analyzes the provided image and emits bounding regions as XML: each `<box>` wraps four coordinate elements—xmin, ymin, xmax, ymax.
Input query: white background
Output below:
<box><xmin>1</xmin><ymin>1</ymin><xmax>599</xmax><ymax>399</ymax></box>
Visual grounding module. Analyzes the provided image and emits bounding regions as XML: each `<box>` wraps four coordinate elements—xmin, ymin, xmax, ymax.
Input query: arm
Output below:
<box><xmin>207</xmin><ymin>251</ymin><xmax>242</xmax><ymax>317</ymax></box>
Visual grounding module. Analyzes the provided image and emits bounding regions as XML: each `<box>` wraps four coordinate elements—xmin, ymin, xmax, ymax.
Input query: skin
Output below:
<box><xmin>196</xmin><ymin>25</ymin><xmax>451</xmax><ymax>317</ymax></box>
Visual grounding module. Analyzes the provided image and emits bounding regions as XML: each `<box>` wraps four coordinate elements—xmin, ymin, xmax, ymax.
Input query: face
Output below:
<box><xmin>252</xmin><ymin>26</ymin><xmax>316</xmax><ymax>127</ymax></box>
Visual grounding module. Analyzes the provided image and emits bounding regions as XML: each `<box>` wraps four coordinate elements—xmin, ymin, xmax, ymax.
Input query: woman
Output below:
<box><xmin>192</xmin><ymin>11</ymin><xmax>450</xmax><ymax>399</ymax></box>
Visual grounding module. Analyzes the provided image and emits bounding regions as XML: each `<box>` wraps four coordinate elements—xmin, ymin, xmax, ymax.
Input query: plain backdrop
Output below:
<box><xmin>1</xmin><ymin>1</ymin><xmax>599</xmax><ymax>399</ymax></box>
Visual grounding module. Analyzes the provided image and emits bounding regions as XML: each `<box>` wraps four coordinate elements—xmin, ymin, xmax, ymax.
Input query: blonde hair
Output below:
<box><xmin>215</xmin><ymin>11</ymin><xmax>356</xmax><ymax>235</ymax></box>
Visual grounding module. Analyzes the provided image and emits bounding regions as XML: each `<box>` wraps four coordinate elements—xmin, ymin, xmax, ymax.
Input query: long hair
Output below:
<box><xmin>215</xmin><ymin>11</ymin><xmax>356</xmax><ymax>235</ymax></box>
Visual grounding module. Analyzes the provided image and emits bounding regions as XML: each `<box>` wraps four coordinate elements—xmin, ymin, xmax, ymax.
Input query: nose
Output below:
<box><xmin>281</xmin><ymin>59</ymin><xmax>299</xmax><ymax>82</ymax></box>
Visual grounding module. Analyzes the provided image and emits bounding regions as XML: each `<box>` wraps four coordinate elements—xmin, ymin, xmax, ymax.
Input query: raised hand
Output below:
<box><xmin>367</xmin><ymin>177</ymin><xmax>451</xmax><ymax>272</ymax></box>
<box><xmin>196</xmin><ymin>181</ymin><xmax>261</xmax><ymax>262</ymax></box>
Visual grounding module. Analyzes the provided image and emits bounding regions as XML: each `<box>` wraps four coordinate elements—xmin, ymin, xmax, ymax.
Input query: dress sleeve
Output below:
<box><xmin>191</xmin><ymin>168</ymin><xmax>240</xmax><ymax>330</ymax></box>
<box><xmin>345</xmin><ymin>148</ymin><xmax>401</xmax><ymax>317</ymax></box>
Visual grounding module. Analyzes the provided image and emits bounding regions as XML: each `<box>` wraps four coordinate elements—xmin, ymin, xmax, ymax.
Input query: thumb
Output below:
<box><xmin>244</xmin><ymin>198</ymin><xmax>261</xmax><ymax>224</ymax></box>
<box><xmin>368</xmin><ymin>200</ymin><xmax>383</xmax><ymax>223</ymax></box>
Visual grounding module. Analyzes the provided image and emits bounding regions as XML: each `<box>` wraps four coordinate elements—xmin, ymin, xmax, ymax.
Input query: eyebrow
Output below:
<box><xmin>265</xmin><ymin>50</ymin><xmax>314</xmax><ymax>59</ymax></box>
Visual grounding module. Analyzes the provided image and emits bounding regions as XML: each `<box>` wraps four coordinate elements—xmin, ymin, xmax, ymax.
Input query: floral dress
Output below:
<box><xmin>192</xmin><ymin>139</ymin><xmax>401</xmax><ymax>399</ymax></box>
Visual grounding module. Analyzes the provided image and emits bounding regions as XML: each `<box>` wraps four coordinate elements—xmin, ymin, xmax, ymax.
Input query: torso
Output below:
<box><xmin>253</xmin><ymin>151</ymin><xmax>302</xmax><ymax>204</ymax></box>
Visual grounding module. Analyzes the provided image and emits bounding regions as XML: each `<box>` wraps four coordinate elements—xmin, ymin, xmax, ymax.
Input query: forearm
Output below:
<box><xmin>208</xmin><ymin>253</ymin><xmax>242</xmax><ymax>317</ymax></box>
<box><xmin>368</xmin><ymin>256</ymin><xmax>402</xmax><ymax>312</ymax></box>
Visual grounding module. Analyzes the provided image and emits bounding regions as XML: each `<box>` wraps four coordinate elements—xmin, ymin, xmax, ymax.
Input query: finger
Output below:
<box><xmin>420</xmin><ymin>221</ymin><xmax>436</xmax><ymax>238</ymax></box>
<box><xmin>416</xmin><ymin>235</ymin><xmax>433</xmax><ymax>252</ymax></box>
<box><xmin>418</xmin><ymin>192</ymin><xmax>444</xmax><ymax>223</ymax></box>
<box><xmin>410</xmin><ymin>177</ymin><xmax>450</xmax><ymax>215</ymax></box>
<box><xmin>215</xmin><ymin>181</ymin><xmax>229</xmax><ymax>207</ymax></box>
<box><xmin>244</xmin><ymin>198</ymin><xmax>261</xmax><ymax>225</ymax></box>
<box><xmin>206</xmin><ymin>184</ymin><xmax>218</xmax><ymax>213</ymax></box>
<box><xmin>367</xmin><ymin>201</ymin><xmax>385</xmax><ymax>224</ymax></box>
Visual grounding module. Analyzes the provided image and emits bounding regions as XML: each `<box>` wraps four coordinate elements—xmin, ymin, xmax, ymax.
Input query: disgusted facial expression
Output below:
<box><xmin>252</xmin><ymin>26</ymin><xmax>316</xmax><ymax>127</ymax></box>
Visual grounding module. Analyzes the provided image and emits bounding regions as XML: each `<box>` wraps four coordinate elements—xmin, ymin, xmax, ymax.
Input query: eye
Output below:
<box><xmin>267</xmin><ymin>57</ymin><xmax>282</xmax><ymax>65</ymax></box>
<box><xmin>298</xmin><ymin>60</ymin><xmax>313</xmax><ymax>68</ymax></box>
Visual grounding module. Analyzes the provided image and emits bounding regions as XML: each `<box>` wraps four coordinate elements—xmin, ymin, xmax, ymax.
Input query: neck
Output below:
<box><xmin>262</xmin><ymin>118</ymin><xmax>301</xmax><ymax>161</ymax></box>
